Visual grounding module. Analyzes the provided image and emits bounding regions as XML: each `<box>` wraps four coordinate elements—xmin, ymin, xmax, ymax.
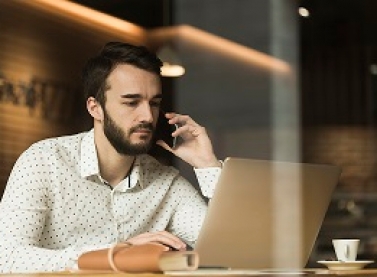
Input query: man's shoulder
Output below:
<box><xmin>27</xmin><ymin>131</ymin><xmax>89</xmax><ymax>155</ymax></box>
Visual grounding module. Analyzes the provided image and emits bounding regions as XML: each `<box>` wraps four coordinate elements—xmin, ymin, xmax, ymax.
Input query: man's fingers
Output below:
<box><xmin>151</xmin><ymin>231</ymin><xmax>186</xmax><ymax>250</ymax></box>
<box><xmin>126</xmin><ymin>231</ymin><xmax>186</xmax><ymax>250</ymax></box>
<box><xmin>172</xmin><ymin>124</ymin><xmax>203</xmax><ymax>138</ymax></box>
<box><xmin>167</xmin><ymin>113</ymin><xmax>198</xmax><ymax>128</ymax></box>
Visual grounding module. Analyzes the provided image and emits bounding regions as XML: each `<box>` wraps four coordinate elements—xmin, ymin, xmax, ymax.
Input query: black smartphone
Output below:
<box><xmin>159</xmin><ymin>109</ymin><xmax>182</xmax><ymax>149</ymax></box>
<box><xmin>171</xmin><ymin>123</ymin><xmax>179</xmax><ymax>149</ymax></box>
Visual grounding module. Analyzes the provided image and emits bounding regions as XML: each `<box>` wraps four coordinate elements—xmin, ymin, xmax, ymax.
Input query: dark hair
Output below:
<box><xmin>82</xmin><ymin>42</ymin><xmax>162</xmax><ymax>107</ymax></box>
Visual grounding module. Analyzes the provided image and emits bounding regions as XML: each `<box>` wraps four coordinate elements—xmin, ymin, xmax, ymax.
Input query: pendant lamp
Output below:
<box><xmin>157</xmin><ymin>0</ymin><xmax>185</xmax><ymax>77</ymax></box>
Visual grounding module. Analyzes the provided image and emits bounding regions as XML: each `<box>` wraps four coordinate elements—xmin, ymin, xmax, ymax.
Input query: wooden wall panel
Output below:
<box><xmin>0</xmin><ymin>103</ymin><xmax>77</xmax><ymax>195</ymax></box>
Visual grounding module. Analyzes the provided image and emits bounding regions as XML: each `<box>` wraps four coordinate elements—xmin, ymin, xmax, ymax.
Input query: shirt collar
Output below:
<box><xmin>115</xmin><ymin>157</ymin><xmax>144</xmax><ymax>192</ymax></box>
<box><xmin>131</xmin><ymin>157</ymin><xmax>144</xmax><ymax>189</ymax></box>
<box><xmin>80</xmin><ymin>129</ymin><xmax>99</xmax><ymax>178</ymax></box>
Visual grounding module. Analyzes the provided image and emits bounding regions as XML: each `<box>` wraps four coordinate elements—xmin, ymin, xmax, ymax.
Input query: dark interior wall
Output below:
<box><xmin>299</xmin><ymin>0</ymin><xmax>377</xmax><ymax>263</ymax></box>
<box><xmin>70</xmin><ymin>0</ymin><xmax>164</xmax><ymax>28</ymax></box>
<box><xmin>300</xmin><ymin>0</ymin><xmax>375</xmax><ymax>126</ymax></box>
<box><xmin>171</xmin><ymin>0</ymin><xmax>299</xmax><ymax>185</ymax></box>
<box><xmin>300</xmin><ymin>0</ymin><xmax>377</xmax><ymax>192</ymax></box>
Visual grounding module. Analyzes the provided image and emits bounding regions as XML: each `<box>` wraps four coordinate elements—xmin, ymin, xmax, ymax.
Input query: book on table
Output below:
<box><xmin>77</xmin><ymin>243</ymin><xmax>199</xmax><ymax>273</ymax></box>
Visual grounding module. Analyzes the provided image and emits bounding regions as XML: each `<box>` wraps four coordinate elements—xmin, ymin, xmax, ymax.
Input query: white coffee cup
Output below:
<box><xmin>332</xmin><ymin>239</ymin><xmax>360</xmax><ymax>261</ymax></box>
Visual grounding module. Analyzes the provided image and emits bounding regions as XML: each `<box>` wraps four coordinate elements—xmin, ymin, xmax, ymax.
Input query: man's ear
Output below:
<box><xmin>87</xmin><ymin>97</ymin><xmax>103</xmax><ymax>121</ymax></box>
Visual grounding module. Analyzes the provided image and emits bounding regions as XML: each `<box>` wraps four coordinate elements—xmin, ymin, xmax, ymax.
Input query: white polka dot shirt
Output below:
<box><xmin>0</xmin><ymin>130</ymin><xmax>221</xmax><ymax>273</ymax></box>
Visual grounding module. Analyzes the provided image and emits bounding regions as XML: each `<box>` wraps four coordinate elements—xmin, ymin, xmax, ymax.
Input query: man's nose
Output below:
<box><xmin>138</xmin><ymin>104</ymin><xmax>154</xmax><ymax>122</ymax></box>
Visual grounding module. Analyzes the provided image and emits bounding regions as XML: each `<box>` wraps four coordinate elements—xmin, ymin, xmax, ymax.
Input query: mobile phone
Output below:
<box><xmin>159</xmin><ymin>109</ymin><xmax>182</xmax><ymax>149</ymax></box>
<box><xmin>171</xmin><ymin>123</ymin><xmax>179</xmax><ymax>149</ymax></box>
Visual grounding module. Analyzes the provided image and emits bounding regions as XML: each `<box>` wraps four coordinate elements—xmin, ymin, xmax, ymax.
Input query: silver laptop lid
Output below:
<box><xmin>195</xmin><ymin>157</ymin><xmax>341</xmax><ymax>270</ymax></box>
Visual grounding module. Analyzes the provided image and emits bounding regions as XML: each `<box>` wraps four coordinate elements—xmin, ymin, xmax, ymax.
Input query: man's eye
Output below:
<box><xmin>150</xmin><ymin>102</ymin><xmax>161</xmax><ymax>108</ymax></box>
<box><xmin>125</xmin><ymin>101</ymin><xmax>138</xmax><ymax>106</ymax></box>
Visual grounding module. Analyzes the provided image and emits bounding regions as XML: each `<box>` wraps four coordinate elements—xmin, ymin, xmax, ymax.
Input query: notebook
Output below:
<box><xmin>194</xmin><ymin>157</ymin><xmax>341</xmax><ymax>270</ymax></box>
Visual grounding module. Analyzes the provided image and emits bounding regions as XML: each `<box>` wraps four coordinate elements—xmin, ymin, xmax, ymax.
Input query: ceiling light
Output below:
<box><xmin>157</xmin><ymin>44</ymin><xmax>185</xmax><ymax>77</ymax></box>
<box><xmin>298</xmin><ymin>7</ymin><xmax>310</xmax><ymax>17</ymax></box>
<box><xmin>156</xmin><ymin>0</ymin><xmax>185</xmax><ymax>77</ymax></box>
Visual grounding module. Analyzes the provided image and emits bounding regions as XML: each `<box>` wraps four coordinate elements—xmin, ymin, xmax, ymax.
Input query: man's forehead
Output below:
<box><xmin>103</xmin><ymin>65</ymin><xmax>160</xmax><ymax>101</ymax></box>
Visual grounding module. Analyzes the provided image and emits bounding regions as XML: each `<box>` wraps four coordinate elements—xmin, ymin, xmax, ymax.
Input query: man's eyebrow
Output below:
<box><xmin>120</xmin><ymin>94</ymin><xmax>141</xmax><ymax>99</ymax></box>
<box><xmin>120</xmin><ymin>93</ymin><xmax>163</xmax><ymax>100</ymax></box>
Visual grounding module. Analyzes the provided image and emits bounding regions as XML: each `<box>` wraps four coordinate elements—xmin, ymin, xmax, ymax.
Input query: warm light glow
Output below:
<box><xmin>157</xmin><ymin>44</ymin><xmax>185</xmax><ymax>77</ymax></box>
<box><xmin>161</xmin><ymin>63</ymin><xmax>185</xmax><ymax>77</ymax></box>
<box><xmin>149</xmin><ymin>25</ymin><xmax>291</xmax><ymax>74</ymax></box>
<box><xmin>14</xmin><ymin>0</ymin><xmax>290</xmax><ymax>75</ymax></box>
<box><xmin>298</xmin><ymin>7</ymin><xmax>310</xmax><ymax>17</ymax></box>
<box><xmin>19</xmin><ymin>0</ymin><xmax>147</xmax><ymax>43</ymax></box>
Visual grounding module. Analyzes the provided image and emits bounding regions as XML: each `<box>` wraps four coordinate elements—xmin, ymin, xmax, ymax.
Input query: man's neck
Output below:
<box><xmin>100</xmin><ymin>153</ymin><xmax>135</xmax><ymax>186</ymax></box>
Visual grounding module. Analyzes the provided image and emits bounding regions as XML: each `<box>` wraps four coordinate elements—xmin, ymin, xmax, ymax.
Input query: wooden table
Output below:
<box><xmin>2</xmin><ymin>269</ymin><xmax>377</xmax><ymax>277</ymax></box>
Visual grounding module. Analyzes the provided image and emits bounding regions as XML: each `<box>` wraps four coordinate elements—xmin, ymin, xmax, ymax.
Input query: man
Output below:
<box><xmin>0</xmin><ymin>42</ymin><xmax>222</xmax><ymax>273</ymax></box>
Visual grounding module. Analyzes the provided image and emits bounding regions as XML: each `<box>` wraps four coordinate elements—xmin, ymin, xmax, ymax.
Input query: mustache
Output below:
<box><xmin>130</xmin><ymin>123</ymin><xmax>154</xmax><ymax>133</ymax></box>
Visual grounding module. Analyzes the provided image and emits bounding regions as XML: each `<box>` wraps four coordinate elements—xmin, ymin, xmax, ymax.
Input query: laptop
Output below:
<box><xmin>194</xmin><ymin>157</ymin><xmax>341</xmax><ymax>270</ymax></box>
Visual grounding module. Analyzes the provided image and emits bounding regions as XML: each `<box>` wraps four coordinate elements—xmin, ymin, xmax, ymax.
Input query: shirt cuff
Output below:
<box><xmin>194</xmin><ymin>166</ymin><xmax>222</xmax><ymax>198</ymax></box>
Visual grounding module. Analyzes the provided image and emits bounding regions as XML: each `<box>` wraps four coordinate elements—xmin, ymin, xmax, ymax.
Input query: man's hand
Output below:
<box><xmin>125</xmin><ymin>231</ymin><xmax>187</xmax><ymax>251</ymax></box>
<box><xmin>156</xmin><ymin>112</ymin><xmax>221</xmax><ymax>168</ymax></box>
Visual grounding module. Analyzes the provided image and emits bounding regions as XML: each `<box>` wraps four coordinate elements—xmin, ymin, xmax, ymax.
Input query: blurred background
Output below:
<box><xmin>1</xmin><ymin>0</ymin><xmax>377</xmax><ymax>268</ymax></box>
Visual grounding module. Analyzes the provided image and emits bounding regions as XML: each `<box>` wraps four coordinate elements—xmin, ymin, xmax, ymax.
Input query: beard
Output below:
<box><xmin>103</xmin><ymin>109</ymin><xmax>155</xmax><ymax>156</ymax></box>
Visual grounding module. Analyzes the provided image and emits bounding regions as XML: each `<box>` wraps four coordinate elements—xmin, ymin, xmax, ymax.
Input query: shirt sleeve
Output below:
<box><xmin>0</xmin><ymin>147</ymin><xmax>109</xmax><ymax>273</ymax></box>
<box><xmin>167</xmin><ymin>165</ymin><xmax>221</xmax><ymax>247</ymax></box>
<box><xmin>194</xmin><ymin>166</ymin><xmax>222</xmax><ymax>198</ymax></box>
<box><xmin>166</xmin><ymin>176</ymin><xmax>208</xmax><ymax>247</ymax></box>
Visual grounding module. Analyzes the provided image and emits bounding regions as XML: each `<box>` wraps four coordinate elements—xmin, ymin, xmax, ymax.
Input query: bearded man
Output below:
<box><xmin>0</xmin><ymin>42</ymin><xmax>222</xmax><ymax>273</ymax></box>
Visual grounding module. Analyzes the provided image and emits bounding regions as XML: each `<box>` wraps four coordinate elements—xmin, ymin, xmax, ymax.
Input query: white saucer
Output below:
<box><xmin>317</xmin><ymin>260</ymin><xmax>374</xmax><ymax>271</ymax></box>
